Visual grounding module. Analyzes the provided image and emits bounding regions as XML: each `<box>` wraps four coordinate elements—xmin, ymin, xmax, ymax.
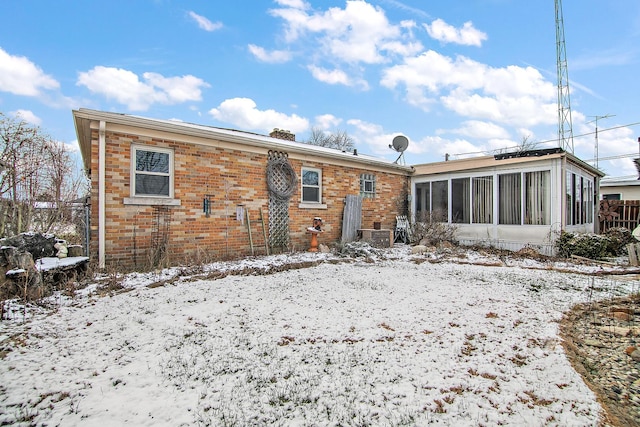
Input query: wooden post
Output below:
<box><xmin>627</xmin><ymin>243</ymin><xmax>638</xmax><ymax>266</ymax></box>
<box><xmin>259</xmin><ymin>208</ymin><xmax>269</xmax><ymax>256</ymax></box>
<box><xmin>246</xmin><ymin>209</ymin><xmax>254</xmax><ymax>256</ymax></box>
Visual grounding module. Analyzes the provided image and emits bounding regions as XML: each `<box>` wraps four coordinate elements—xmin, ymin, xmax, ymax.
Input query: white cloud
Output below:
<box><xmin>76</xmin><ymin>66</ymin><xmax>210</xmax><ymax>111</ymax></box>
<box><xmin>424</xmin><ymin>19</ymin><xmax>487</xmax><ymax>46</ymax></box>
<box><xmin>10</xmin><ymin>109</ymin><xmax>42</xmax><ymax>125</ymax></box>
<box><xmin>449</xmin><ymin>120</ymin><xmax>510</xmax><ymax>140</ymax></box>
<box><xmin>188</xmin><ymin>11</ymin><xmax>223</xmax><ymax>32</ymax></box>
<box><xmin>381</xmin><ymin>50</ymin><xmax>556</xmax><ymax>126</ymax></box>
<box><xmin>274</xmin><ymin>0</ymin><xmax>309</xmax><ymax>8</ymax></box>
<box><xmin>314</xmin><ymin>114</ymin><xmax>342</xmax><ymax>130</ymax></box>
<box><xmin>269</xmin><ymin>1</ymin><xmax>421</xmax><ymax>63</ymax></box>
<box><xmin>381</xmin><ymin>0</ymin><xmax>431</xmax><ymax>20</ymax></box>
<box><xmin>434</xmin><ymin>137</ymin><xmax>483</xmax><ymax>159</ymax></box>
<box><xmin>67</xmin><ymin>139</ymin><xmax>81</xmax><ymax>154</ymax></box>
<box><xmin>0</xmin><ymin>48</ymin><xmax>59</xmax><ymax>96</ymax></box>
<box><xmin>209</xmin><ymin>97</ymin><xmax>309</xmax><ymax>134</ymax></box>
<box><xmin>347</xmin><ymin>119</ymin><xmax>408</xmax><ymax>156</ymax></box>
<box><xmin>307</xmin><ymin>65</ymin><xmax>369</xmax><ymax>89</ymax></box>
<box><xmin>248</xmin><ymin>44</ymin><xmax>292</xmax><ymax>63</ymax></box>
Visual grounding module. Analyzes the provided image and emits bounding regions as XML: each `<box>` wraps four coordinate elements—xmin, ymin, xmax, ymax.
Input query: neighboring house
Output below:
<box><xmin>600</xmin><ymin>177</ymin><xmax>640</xmax><ymax>200</ymax></box>
<box><xmin>598</xmin><ymin>178</ymin><xmax>640</xmax><ymax>232</ymax></box>
<box><xmin>73</xmin><ymin>109</ymin><xmax>411</xmax><ymax>270</ymax></box>
<box><xmin>410</xmin><ymin>148</ymin><xmax>604</xmax><ymax>255</ymax></box>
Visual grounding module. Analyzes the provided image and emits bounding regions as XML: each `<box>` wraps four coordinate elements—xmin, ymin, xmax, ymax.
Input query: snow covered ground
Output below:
<box><xmin>0</xmin><ymin>246</ymin><xmax>638</xmax><ymax>426</ymax></box>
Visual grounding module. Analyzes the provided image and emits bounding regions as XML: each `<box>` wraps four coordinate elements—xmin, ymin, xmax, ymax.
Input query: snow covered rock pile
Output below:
<box><xmin>1</xmin><ymin>233</ymin><xmax>86</xmax><ymax>301</ymax></box>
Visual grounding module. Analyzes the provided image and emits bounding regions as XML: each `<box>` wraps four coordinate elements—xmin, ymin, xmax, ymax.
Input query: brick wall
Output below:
<box><xmin>89</xmin><ymin>129</ymin><xmax>409</xmax><ymax>270</ymax></box>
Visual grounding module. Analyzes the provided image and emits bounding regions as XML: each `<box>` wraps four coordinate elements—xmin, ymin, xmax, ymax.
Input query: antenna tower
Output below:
<box><xmin>587</xmin><ymin>114</ymin><xmax>615</xmax><ymax>169</ymax></box>
<box><xmin>555</xmin><ymin>0</ymin><xmax>574</xmax><ymax>153</ymax></box>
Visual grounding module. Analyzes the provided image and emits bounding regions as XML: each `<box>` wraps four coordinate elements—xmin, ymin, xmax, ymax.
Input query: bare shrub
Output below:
<box><xmin>409</xmin><ymin>210</ymin><xmax>457</xmax><ymax>246</ymax></box>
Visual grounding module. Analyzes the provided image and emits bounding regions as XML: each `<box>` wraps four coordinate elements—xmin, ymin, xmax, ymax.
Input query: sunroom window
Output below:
<box><xmin>566</xmin><ymin>172</ymin><xmax>594</xmax><ymax>225</ymax></box>
<box><xmin>431</xmin><ymin>180</ymin><xmax>448</xmax><ymax>220</ymax></box>
<box><xmin>524</xmin><ymin>171</ymin><xmax>550</xmax><ymax>225</ymax></box>
<box><xmin>499</xmin><ymin>173</ymin><xmax>521</xmax><ymax>225</ymax></box>
<box><xmin>472</xmin><ymin>176</ymin><xmax>493</xmax><ymax>224</ymax></box>
<box><xmin>451</xmin><ymin>178</ymin><xmax>470</xmax><ymax>223</ymax></box>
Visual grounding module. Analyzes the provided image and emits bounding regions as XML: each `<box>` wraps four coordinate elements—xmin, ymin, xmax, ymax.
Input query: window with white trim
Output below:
<box><xmin>431</xmin><ymin>180</ymin><xmax>448</xmax><ymax>217</ymax></box>
<box><xmin>452</xmin><ymin>178</ymin><xmax>470</xmax><ymax>223</ymax></box>
<box><xmin>472</xmin><ymin>176</ymin><xmax>493</xmax><ymax>224</ymax></box>
<box><xmin>360</xmin><ymin>174</ymin><xmax>376</xmax><ymax>198</ymax></box>
<box><xmin>132</xmin><ymin>145</ymin><xmax>173</xmax><ymax>197</ymax></box>
<box><xmin>416</xmin><ymin>169</ymin><xmax>553</xmax><ymax>226</ymax></box>
<box><xmin>498</xmin><ymin>173</ymin><xmax>521</xmax><ymax>225</ymax></box>
<box><xmin>414</xmin><ymin>180</ymin><xmax>448</xmax><ymax>221</ymax></box>
<box><xmin>301</xmin><ymin>167</ymin><xmax>322</xmax><ymax>203</ymax></box>
<box><xmin>566</xmin><ymin>171</ymin><xmax>594</xmax><ymax>225</ymax></box>
<box><xmin>524</xmin><ymin>171</ymin><xmax>550</xmax><ymax>225</ymax></box>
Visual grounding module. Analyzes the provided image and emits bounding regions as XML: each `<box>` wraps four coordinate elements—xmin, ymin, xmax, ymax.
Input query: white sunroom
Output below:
<box><xmin>410</xmin><ymin>148</ymin><xmax>604</xmax><ymax>255</ymax></box>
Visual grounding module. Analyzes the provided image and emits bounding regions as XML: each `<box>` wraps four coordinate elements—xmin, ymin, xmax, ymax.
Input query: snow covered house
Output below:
<box><xmin>73</xmin><ymin>109</ymin><xmax>411</xmax><ymax>270</ymax></box>
<box><xmin>410</xmin><ymin>148</ymin><xmax>604</xmax><ymax>256</ymax></box>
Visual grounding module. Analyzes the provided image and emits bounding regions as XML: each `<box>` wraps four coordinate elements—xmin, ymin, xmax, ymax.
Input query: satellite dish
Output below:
<box><xmin>391</xmin><ymin>135</ymin><xmax>409</xmax><ymax>152</ymax></box>
<box><xmin>389</xmin><ymin>135</ymin><xmax>409</xmax><ymax>164</ymax></box>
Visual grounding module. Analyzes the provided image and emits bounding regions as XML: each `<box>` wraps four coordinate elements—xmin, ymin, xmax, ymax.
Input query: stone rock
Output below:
<box><xmin>598</xmin><ymin>326</ymin><xmax>632</xmax><ymax>336</ymax></box>
<box><xmin>0</xmin><ymin>233</ymin><xmax>57</xmax><ymax>260</ymax></box>
<box><xmin>439</xmin><ymin>241</ymin><xmax>454</xmax><ymax>250</ymax></box>
<box><xmin>1</xmin><ymin>246</ymin><xmax>35</xmax><ymax>270</ymax></box>
<box><xmin>612</xmin><ymin>306</ymin><xmax>634</xmax><ymax>315</ymax></box>
<box><xmin>584</xmin><ymin>339</ymin><xmax>605</xmax><ymax>348</ymax></box>
<box><xmin>610</xmin><ymin>311</ymin><xmax>633</xmax><ymax>321</ymax></box>
<box><xmin>411</xmin><ymin>245</ymin><xmax>427</xmax><ymax>254</ymax></box>
<box><xmin>318</xmin><ymin>244</ymin><xmax>331</xmax><ymax>253</ymax></box>
<box><xmin>67</xmin><ymin>245</ymin><xmax>84</xmax><ymax>257</ymax></box>
<box><xmin>629</xmin><ymin>350</ymin><xmax>640</xmax><ymax>362</ymax></box>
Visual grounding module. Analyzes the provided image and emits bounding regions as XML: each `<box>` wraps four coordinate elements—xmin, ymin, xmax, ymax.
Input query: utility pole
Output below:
<box><xmin>587</xmin><ymin>114</ymin><xmax>615</xmax><ymax>169</ymax></box>
<box><xmin>555</xmin><ymin>0</ymin><xmax>574</xmax><ymax>153</ymax></box>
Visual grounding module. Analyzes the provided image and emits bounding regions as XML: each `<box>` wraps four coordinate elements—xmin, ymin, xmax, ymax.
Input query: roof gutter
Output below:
<box><xmin>72</xmin><ymin>109</ymin><xmax>413</xmax><ymax>174</ymax></box>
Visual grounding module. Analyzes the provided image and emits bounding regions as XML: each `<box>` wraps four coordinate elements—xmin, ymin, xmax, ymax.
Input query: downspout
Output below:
<box><xmin>99</xmin><ymin>120</ymin><xmax>106</xmax><ymax>269</ymax></box>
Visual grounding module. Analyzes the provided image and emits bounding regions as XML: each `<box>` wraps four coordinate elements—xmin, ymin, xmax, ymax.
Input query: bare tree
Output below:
<box><xmin>305</xmin><ymin>126</ymin><xmax>355</xmax><ymax>152</ymax></box>
<box><xmin>0</xmin><ymin>112</ymin><xmax>87</xmax><ymax>237</ymax></box>
<box><xmin>516</xmin><ymin>135</ymin><xmax>537</xmax><ymax>153</ymax></box>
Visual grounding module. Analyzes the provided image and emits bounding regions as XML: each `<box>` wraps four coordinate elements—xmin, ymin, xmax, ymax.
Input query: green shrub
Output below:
<box><xmin>602</xmin><ymin>227</ymin><xmax>635</xmax><ymax>256</ymax></box>
<box><xmin>555</xmin><ymin>231</ymin><xmax>610</xmax><ymax>259</ymax></box>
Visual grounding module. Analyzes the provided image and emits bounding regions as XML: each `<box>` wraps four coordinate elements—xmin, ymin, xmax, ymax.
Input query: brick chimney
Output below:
<box><xmin>270</xmin><ymin>128</ymin><xmax>295</xmax><ymax>141</ymax></box>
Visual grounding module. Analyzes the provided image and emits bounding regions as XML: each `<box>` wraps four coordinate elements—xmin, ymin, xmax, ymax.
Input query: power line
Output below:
<box><xmin>451</xmin><ymin>121</ymin><xmax>640</xmax><ymax>158</ymax></box>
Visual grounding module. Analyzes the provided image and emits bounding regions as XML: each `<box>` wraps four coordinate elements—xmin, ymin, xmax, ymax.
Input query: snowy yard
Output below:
<box><xmin>0</xmin><ymin>247</ymin><xmax>637</xmax><ymax>426</ymax></box>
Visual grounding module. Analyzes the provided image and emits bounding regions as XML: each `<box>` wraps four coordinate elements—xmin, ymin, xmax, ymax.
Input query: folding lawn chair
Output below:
<box><xmin>394</xmin><ymin>215</ymin><xmax>410</xmax><ymax>244</ymax></box>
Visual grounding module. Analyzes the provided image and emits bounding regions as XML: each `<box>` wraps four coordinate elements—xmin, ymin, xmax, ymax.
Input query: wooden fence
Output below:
<box><xmin>599</xmin><ymin>199</ymin><xmax>640</xmax><ymax>233</ymax></box>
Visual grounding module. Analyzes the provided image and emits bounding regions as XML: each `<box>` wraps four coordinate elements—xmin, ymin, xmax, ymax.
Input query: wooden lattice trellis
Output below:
<box><xmin>266</xmin><ymin>151</ymin><xmax>296</xmax><ymax>251</ymax></box>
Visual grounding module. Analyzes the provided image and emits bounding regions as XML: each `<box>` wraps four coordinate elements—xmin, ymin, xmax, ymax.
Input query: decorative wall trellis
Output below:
<box><xmin>266</xmin><ymin>151</ymin><xmax>296</xmax><ymax>251</ymax></box>
<box><xmin>151</xmin><ymin>205</ymin><xmax>172</xmax><ymax>266</ymax></box>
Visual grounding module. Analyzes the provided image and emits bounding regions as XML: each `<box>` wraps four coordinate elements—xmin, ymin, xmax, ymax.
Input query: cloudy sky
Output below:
<box><xmin>1</xmin><ymin>0</ymin><xmax>639</xmax><ymax>176</ymax></box>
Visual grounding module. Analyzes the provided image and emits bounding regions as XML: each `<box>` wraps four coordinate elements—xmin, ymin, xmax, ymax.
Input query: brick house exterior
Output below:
<box><xmin>73</xmin><ymin>109</ymin><xmax>412</xmax><ymax>270</ymax></box>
